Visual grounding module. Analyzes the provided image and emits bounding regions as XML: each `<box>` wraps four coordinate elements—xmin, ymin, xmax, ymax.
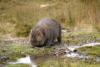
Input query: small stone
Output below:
<box><xmin>73</xmin><ymin>49</ymin><xmax>77</xmax><ymax>52</ymax></box>
<box><xmin>2</xmin><ymin>50</ymin><xmax>6</xmax><ymax>52</ymax></box>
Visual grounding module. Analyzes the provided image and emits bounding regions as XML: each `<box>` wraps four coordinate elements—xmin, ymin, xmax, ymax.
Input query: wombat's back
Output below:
<box><xmin>35</xmin><ymin>17</ymin><xmax>61</xmax><ymax>30</ymax></box>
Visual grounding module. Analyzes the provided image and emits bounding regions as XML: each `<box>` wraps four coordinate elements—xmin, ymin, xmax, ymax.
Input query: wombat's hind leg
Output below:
<box><xmin>57</xmin><ymin>35</ymin><xmax>61</xmax><ymax>43</ymax></box>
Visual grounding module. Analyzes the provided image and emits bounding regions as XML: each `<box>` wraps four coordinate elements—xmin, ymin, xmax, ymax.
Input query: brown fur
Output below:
<box><xmin>29</xmin><ymin>17</ymin><xmax>61</xmax><ymax>47</ymax></box>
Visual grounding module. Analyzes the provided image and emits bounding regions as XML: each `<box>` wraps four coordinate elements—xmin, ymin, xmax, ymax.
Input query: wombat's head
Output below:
<box><xmin>29</xmin><ymin>30</ymin><xmax>45</xmax><ymax>47</ymax></box>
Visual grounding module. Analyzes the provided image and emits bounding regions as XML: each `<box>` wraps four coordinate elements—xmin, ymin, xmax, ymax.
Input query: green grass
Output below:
<box><xmin>77</xmin><ymin>45</ymin><xmax>100</xmax><ymax>55</ymax></box>
<box><xmin>0</xmin><ymin>42</ymin><xmax>52</xmax><ymax>63</ymax></box>
<box><xmin>38</xmin><ymin>57</ymin><xmax>100</xmax><ymax>67</ymax></box>
<box><xmin>0</xmin><ymin>33</ymin><xmax>100</xmax><ymax>66</ymax></box>
<box><xmin>62</xmin><ymin>31</ymin><xmax>100</xmax><ymax>45</ymax></box>
<box><xmin>89</xmin><ymin>33</ymin><xmax>100</xmax><ymax>38</ymax></box>
<box><xmin>6</xmin><ymin>63</ymin><xmax>31</xmax><ymax>67</ymax></box>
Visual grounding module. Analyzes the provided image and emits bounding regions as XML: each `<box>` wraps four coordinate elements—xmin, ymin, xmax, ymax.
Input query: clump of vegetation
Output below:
<box><xmin>38</xmin><ymin>57</ymin><xmax>100</xmax><ymax>67</ymax></box>
<box><xmin>62</xmin><ymin>31</ymin><xmax>100</xmax><ymax>45</ymax></box>
<box><xmin>79</xmin><ymin>0</ymin><xmax>100</xmax><ymax>32</ymax></box>
<box><xmin>15</xmin><ymin>23</ymin><xmax>32</xmax><ymax>37</ymax></box>
<box><xmin>89</xmin><ymin>33</ymin><xmax>100</xmax><ymax>38</ymax></box>
<box><xmin>6</xmin><ymin>63</ymin><xmax>31</xmax><ymax>67</ymax></box>
<box><xmin>0</xmin><ymin>42</ymin><xmax>53</xmax><ymax>64</ymax></box>
<box><xmin>0</xmin><ymin>0</ymin><xmax>100</xmax><ymax>37</ymax></box>
<box><xmin>77</xmin><ymin>45</ymin><xmax>100</xmax><ymax>55</ymax></box>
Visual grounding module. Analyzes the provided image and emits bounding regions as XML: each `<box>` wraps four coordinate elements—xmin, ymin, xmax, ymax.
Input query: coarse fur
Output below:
<box><xmin>29</xmin><ymin>17</ymin><xmax>61</xmax><ymax>47</ymax></box>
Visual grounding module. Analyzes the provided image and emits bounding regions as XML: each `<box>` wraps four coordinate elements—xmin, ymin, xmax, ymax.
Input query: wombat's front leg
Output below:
<box><xmin>45</xmin><ymin>39</ymin><xmax>52</xmax><ymax>47</ymax></box>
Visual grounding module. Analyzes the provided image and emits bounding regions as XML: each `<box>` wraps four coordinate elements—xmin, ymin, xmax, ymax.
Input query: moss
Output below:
<box><xmin>68</xmin><ymin>31</ymin><xmax>89</xmax><ymax>35</ymax></box>
<box><xmin>38</xmin><ymin>57</ymin><xmax>100</xmax><ymax>67</ymax></box>
<box><xmin>62</xmin><ymin>31</ymin><xmax>100</xmax><ymax>46</ymax></box>
<box><xmin>86</xmin><ymin>45</ymin><xmax>100</xmax><ymax>55</ymax></box>
<box><xmin>0</xmin><ymin>44</ymin><xmax>30</xmax><ymax>61</ymax></box>
<box><xmin>30</xmin><ymin>48</ymin><xmax>52</xmax><ymax>57</ymax></box>
<box><xmin>89</xmin><ymin>33</ymin><xmax>100</xmax><ymax>38</ymax></box>
<box><xmin>0</xmin><ymin>42</ymin><xmax>54</xmax><ymax>64</ymax></box>
<box><xmin>77</xmin><ymin>45</ymin><xmax>100</xmax><ymax>55</ymax></box>
<box><xmin>6</xmin><ymin>63</ymin><xmax>31</xmax><ymax>67</ymax></box>
<box><xmin>0</xmin><ymin>39</ymin><xmax>4</xmax><ymax>42</ymax></box>
<box><xmin>77</xmin><ymin>46</ymin><xmax>92</xmax><ymax>51</ymax></box>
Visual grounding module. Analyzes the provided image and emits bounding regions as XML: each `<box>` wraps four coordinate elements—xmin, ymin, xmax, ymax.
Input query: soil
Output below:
<box><xmin>0</xmin><ymin>33</ymin><xmax>100</xmax><ymax>66</ymax></box>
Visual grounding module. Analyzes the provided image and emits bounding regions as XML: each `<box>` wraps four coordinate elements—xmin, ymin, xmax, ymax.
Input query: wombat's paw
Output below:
<box><xmin>45</xmin><ymin>46</ymin><xmax>51</xmax><ymax>48</ymax></box>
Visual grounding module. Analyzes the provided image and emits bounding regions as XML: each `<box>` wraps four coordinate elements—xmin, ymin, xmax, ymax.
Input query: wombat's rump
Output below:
<box><xmin>29</xmin><ymin>17</ymin><xmax>61</xmax><ymax>47</ymax></box>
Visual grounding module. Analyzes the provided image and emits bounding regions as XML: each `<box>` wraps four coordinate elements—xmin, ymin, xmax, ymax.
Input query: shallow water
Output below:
<box><xmin>8</xmin><ymin>55</ymin><xmax>37</xmax><ymax>67</ymax></box>
<box><xmin>67</xmin><ymin>42</ymin><xmax>100</xmax><ymax>51</ymax></box>
<box><xmin>8</xmin><ymin>54</ymin><xmax>55</xmax><ymax>67</ymax></box>
<box><xmin>65</xmin><ymin>42</ymin><xmax>100</xmax><ymax>58</ymax></box>
<box><xmin>8</xmin><ymin>42</ymin><xmax>100</xmax><ymax>66</ymax></box>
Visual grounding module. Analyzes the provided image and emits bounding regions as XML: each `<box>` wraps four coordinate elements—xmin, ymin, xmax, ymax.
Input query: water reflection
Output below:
<box><xmin>8</xmin><ymin>55</ymin><xmax>37</xmax><ymax>67</ymax></box>
<box><xmin>30</xmin><ymin>54</ymin><xmax>56</xmax><ymax>64</ymax></box>
<box><xmin>8</xmin><ymin>42</ymin><xmax>100</xmax><ymax>67</ymax></box>
<box><xmin>65</xmin><ymin>42</ymin><xmax>100</xmax><ymax>58</ymax></box>
<box><xmin>8</xmin><ymin>54</ymin><xmax>56</xmax><ymax>67</ymax></box>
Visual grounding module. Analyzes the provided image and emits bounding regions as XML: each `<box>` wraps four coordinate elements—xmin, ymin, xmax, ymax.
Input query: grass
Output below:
<box><xmin>62</xmin><ymin>31</ymin><xmax>100</xmax><ymax>45</ymax></box>
<box><xmin>89</xmin><ymin>33</ymin><xmax>100</xmax><ymax>38</ymax></box>
<box><xmin>0</xmin><ymin>44</ymin><xmax>30</xmax><ymax>61</ymax></box>
<box><xmin>77</xmin><ymin>45</ymin><xmax>100</xmax><ymax>55</ymax></box>
<box><xmin>38</xmin><ymin>57</ymin><xmax>100</xmax><ymax>67</ymax></box>
<box><xmin>0</xmin><ymin>32</ymin><xmax>100</xmax><ymax>67</ymax></box>
<box><xmin>6</xmin><ymin>63</ymin><xmax>31</xmax><ymax>67</ymax></box>
<box><xmin>0</xmin><ymin>0</ymin><xmax>100</xmax><ymax>67</ymax></box>
<box><xmin>0</xmin><ymin>42</ymin><xmax>53</xmax><ymax>64</ymax></box>
<box><xmin>0</xmin><ymin>0</ymin><xmax>100</xmax><ymax>37</ymax></box>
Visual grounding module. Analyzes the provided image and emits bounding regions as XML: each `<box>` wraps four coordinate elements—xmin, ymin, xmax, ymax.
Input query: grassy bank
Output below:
<box><xmin>77</xmin><ymin>45</ymin><xmax>100</xmax><ymax>56</ymax></box>
<box><xmin>0</xmin><ymin>32</ymin><xmax>100</xmax><ymax>67</ymax></box>
<box><xmin>38</xmin><ymin>57</ymin><xmax>100</xmax><ymax>67</ymax></box>
<box><xmin>0</xmin><ymin>0</ymin><xmax>100</xmax><ymax>37</ymax></box>
<box><xmin>62</xmin><ymin>31</ymin><xmax>100</xmax><ymax>45</ymax></box>
<box><xmin>6</xmin><ymin>63</ymin><xmax>31</xmax><ymax>67</ymax></box>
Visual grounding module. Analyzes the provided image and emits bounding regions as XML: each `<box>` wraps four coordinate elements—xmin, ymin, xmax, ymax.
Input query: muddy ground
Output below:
<box><xmin>0</xmin><ymin>32</ymin><xmax>100</xmax><ymax>67</ymax></box>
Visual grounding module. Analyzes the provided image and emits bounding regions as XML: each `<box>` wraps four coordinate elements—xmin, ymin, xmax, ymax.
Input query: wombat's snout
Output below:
<box><xmin>30</xmin><ymin>43</ymin><xmax>35</xmax><ymax>48</ymax></box>
<box><xmin>31</xmin><ymin>42</ymin><xmax>43</xmax><ymax>47</ymax></box>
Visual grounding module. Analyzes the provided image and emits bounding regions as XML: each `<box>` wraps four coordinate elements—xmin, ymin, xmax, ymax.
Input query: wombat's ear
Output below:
<box><xmin>37</xmin><ymin>31</ymin><xmax>43</xmax><ymax>36</ymax></box>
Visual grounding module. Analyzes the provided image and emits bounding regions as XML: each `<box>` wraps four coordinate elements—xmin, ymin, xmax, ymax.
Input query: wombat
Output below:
<box><xmin>29</xmin><ymin>17</ymin><xmax>61</xmax><ymax>47</ymax></box>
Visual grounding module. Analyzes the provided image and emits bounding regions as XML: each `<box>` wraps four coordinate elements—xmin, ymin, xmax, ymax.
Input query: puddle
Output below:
<box><xmin>67</xmin><ymin>42</ymin><xmax>100</xmax><ymax>52</ymax></box>
<box><xmin>8</xmin><ymin>54</ymin><xmax>55</xmax><ymax>67</ymax></box>
<box><xmin>65</xmin><ymin>42</ymin><xmax>100</xmax><ymax>58</ymax></box>
<box><xmin>65</xmin><ymin>52</ymin><xmax>90</xmax><ymax>58</ymax></box>
<box><xmin>7</xmin><ymin>42</ymin><xmax>100</xmax><ymax>66</ymax></box>
<box><xmin>8</xmin><ymin>55</ymin><xmax>37</xmax><ymax>67</ymax></box>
